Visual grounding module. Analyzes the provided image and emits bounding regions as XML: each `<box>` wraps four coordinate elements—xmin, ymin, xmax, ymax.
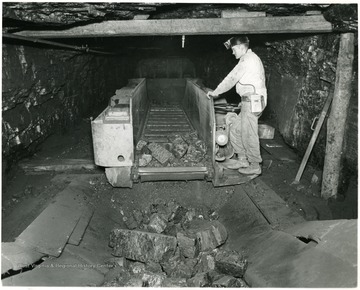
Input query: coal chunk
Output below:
<box><xmin>161</xmin><ymin>249</ymin><xmax>194</xmax><ymax>279</ymax></box>
<box><xmin>215</xmin><ymin>249</ymin><xmax>248</xmax><ymax>278</ymax></box>
<box><xmin>177</xmin><ymin>232</ymin><xmax>200</xmax><ymax>259</ymax></box>
<box><xmin>141</xmin><ymin>271</ymin><xmax>167</xmax><ymax>287</ymax></box>
<box><xmin>168</xmin><ymin>134</ymin><xmax>188</xmax><ymax>159</ymax></box>
<box><xmin>147</xmin><ymin>213</ymin><xmax>168</xmax><ymax>233</ymax></box>
<box><xmin>162</xmin><ymin>277</ymin><xmax>188</xmax><ymax>287</ymax></box>
<box><xmin>183</xmin><ymin>219</ymin><xmax>228</xmax><ymax>252</ymax></box>
<box><xmin>187</xmin><ymin>272</ymin><xmax>211</xmax><ymax>287</ymax></box>
<box><xmin>109</xmin><ymin>229</ymin><xmax>177</xmax><ymax>263</ymax></box>
<box><xmin>147</xmin><ymin>142</ymin><xmax>174</xmax><ymax>165</ymax></box>
<box><xmin>194</xmin><ymin>252</ymin><xmax>216</xmax><ymax>274</ymax></box>
<box><xmin>212</xmin><ymin>275</ymin><xmax>248</xmax><ymax>287</ymax></box>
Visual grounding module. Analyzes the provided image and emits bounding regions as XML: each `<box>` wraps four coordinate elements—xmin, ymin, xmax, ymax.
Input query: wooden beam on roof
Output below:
<box><xmin>13</xmin><ymin>15</ymin><xmax>332</xmax><ymax>38</ymax></box>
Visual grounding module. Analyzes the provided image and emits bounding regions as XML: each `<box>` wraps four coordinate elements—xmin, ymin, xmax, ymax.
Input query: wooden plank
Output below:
<box><xmin>15</xmin><ymin>181</ymin><xmax>88</xmax><ymax>257</ymax></box>
<box><xmin>2</xmin><ymin>251</ymin><xmax>104</xmax><ymax>287</ymax></box>
<box><xmin>19</xmin><ymin>158</ymin><xmax>97</xmax><ymax>172</ymax></box>
<box><xmin>294</xmin><ymin>91</ymin><xmax>333</xmax><ymax>183</ymax></box>
<box><xmin>68</xmin><ymin>208</ymin><xmax>94</xmax><ymax>246</ymax></box>
<box><xmin>284</xmin><ymin>219</ymin><xmax>357</xmax><ymax>266</ymax></box>
<box><xmin>1</xmin><ymin>242</ymin><xmax>45</xmax><ymax>274</ymax></box>
<box><xmin>241</xmin><ymin>179</ymin><xmax>305</xmax><ymax>230</ymax></box>
<box><xmin>221</xmin><ymin>10</ymin><xmax>266</xmax><ymax>18</ymax></box>
<box><xmin>14</xmin><ymin>15</ymin><xmax>332</xmax><ymax>38</ymax></box>
<box><xmin>321</xmin><ymin>33</ymin><xmax>355</xmax><ymax>199</ymax></box>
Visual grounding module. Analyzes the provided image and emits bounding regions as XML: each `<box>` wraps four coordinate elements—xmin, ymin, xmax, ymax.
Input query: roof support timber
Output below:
<box><xmin>13</xmin><ymin>15</ymin><xmax>332</xmax><ymax>38</ymax></box>
<box><xmin>321</xmin><ymin>33</ymin><xmax>355</xmax><ymax>200</ymax></box>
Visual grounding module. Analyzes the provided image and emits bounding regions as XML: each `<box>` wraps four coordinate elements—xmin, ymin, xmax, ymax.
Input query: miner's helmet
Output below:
<box><xmin>224</xmin><ymin>36</ymin><xmax>249</xmax><ymax>50</ymax></box>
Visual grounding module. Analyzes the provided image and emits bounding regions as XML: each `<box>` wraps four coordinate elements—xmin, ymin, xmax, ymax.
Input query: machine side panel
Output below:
<box><xmin>183</xmin><ymin>79</ymin><xmax>215</xmax><ymax>161</ymax></box>
<box><xmin>131</xmin><ymin>79</ymin><xmax>149</xmax><ymax>143</ymax></box>
<box><xmin>91</xmin><ymin>120</ymin><xmax>134</xmax><ymax>167</ymax></box>
<box><xmin>91</xmin><ymin>78</ymin><xmax>147</xmax><ymax>168</ymax></box>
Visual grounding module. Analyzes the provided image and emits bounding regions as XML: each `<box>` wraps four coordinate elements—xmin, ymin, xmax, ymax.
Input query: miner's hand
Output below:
<box><xmin>207</xmin><ymin>91</ymin><xmax>218</xmax><ymax>100</ymax></box>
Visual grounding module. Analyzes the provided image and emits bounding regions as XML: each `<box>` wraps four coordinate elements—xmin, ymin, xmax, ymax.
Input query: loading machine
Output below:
<box><xmin>91</xmin><ymin>78</ymin><xmax>258</xmax><ymax>187</ymax></box>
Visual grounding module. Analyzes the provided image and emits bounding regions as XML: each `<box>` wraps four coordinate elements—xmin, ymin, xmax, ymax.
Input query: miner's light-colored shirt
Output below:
<box><xmin>213</xmin><ymin>49</ymin><xmax>267</xmax><ymax>106</ymax></box>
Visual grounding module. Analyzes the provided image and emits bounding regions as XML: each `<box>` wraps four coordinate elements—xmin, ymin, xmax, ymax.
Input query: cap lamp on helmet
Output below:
<box><xmin>223</xmin><ymin>36</ymin><xmax>249</xmax><ymax>50</ymax></box>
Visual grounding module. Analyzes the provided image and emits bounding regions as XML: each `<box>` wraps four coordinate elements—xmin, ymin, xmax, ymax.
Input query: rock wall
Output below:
<box><xmin>258</xmin><ymin>34</ymin><xmax>357</xmax><ymax>172</ymax></box>
<box><xmin>196</xmin><ymin>34</ymin><xmax>357</xmax><ymax>172</ymax></box>
<box><xmin>2</xmin><ymin>43</ymin><xmax>130</xmax><ymax>171</ymax></box>
<box><xmin>258</xmin><ymin>34</ymin><xmax>339</xmax><ymax>167</ymax></box>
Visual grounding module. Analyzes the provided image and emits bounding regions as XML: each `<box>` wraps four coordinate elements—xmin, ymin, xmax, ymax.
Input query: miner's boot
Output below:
<box><xmin>238</xmin><ymin>162</ymin><xmax>261</xmax><ymax>175</ymax></box>
<box><xmin>225</xmin><ymin>157</ymin><xmax>249</xmax><ymax>170</ymax></box>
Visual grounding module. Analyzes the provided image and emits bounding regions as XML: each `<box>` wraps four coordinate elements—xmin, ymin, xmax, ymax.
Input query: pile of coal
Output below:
<box><xmin>104</xmin><ymin>200</ymin><xmax>248</xmax><ymax>287</ymax></box>
<box><xmin>136</xmin><ymin>131</ymin><xmax>211</xmax><ymax>167</ymax></box>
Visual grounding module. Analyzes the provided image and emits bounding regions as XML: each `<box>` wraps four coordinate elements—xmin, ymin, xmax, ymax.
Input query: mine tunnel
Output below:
<box><xmin>1</xmin><ymin>3</ymin><xmax>358</xmax><ymax>287</ymax></box>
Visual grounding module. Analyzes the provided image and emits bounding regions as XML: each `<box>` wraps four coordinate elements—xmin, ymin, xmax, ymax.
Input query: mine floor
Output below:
<box><xmin>1</xmin><ymin>119</ymin><xmax>357</xmax><ymax>287</ymax></box>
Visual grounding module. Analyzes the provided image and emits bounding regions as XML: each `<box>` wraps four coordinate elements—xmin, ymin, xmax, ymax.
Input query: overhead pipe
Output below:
<box><xmin>3</xmin><ymin>33</ymin><xmax>116</xmax><ymax>56</ymax></box>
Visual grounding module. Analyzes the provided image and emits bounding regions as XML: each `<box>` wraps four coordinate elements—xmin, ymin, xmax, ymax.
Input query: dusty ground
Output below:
<box><xmin>2</xmin><ymin>118</ymin><xmax>357</xmax><ymax>244</ymax></box>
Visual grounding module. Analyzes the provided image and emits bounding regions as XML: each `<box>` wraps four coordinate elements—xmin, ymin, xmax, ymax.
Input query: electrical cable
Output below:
<box><xmin>238</xmin><ymin>81</ymin><xmax>256</xmax><ymax>94</ymax></box>
<box><xmin>3</xmin><ymin>33</ymin><xmax>116</xmax><ymax>56</ymax></box>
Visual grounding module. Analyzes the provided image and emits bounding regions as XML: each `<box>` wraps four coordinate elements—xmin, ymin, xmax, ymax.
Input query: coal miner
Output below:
<box><xmin>207</xmin><ymin>36</ymin><xmax>267</xmax><ymax>175</ymax></box>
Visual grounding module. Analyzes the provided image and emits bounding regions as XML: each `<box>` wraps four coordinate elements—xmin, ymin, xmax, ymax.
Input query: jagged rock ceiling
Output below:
<box><xmin>2</xmin><ymin>3</ymin><xmax>358</xmax><ymax>32</ymax></box>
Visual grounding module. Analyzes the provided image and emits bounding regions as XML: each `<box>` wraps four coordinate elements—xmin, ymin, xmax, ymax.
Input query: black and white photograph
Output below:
<box><xmin>1</xmin><ymin>1</ymin><xmax>358</xmax><ymax>287</ymax></box>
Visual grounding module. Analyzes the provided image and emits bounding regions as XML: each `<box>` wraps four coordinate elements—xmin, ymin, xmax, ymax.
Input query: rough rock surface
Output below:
<box><xmin>102</xmin><ymin>266</ymin><xmax>132</xmax><ymax>286</ymax></box>
<box><xmin>162</xmin><ymin>277</ymin><xmax>188</xmax><ymax>287</ymax></box>
<box><xmin>136</xmin><ymin>140</ymin><xmax>148</xmax><ymax>151</ymax></box>
<box><xmin>177</xmin><ymin>232</ymin><xmax>200</xmax><ymax>258</ymax></box>
<box><xmin>187</xmin><ymin>272</ymin><xmax>211</xmax><ymax>287</ymax></box>
<box><xmin>132</xmin><ymin>209</ymin><xmax>144</xmax><ymax>225</ymax></box>
<box><xmin>109</xmin><ymin>229</ymin><xmax>177</xmax><ymax>263</ymax></box>
<box><xmin>129</xmin><ymin>261</ymin><xmax>146</xmax><ymax>274</ymax></box>
<box><xmin>2</xmin><ymin>43</ymin><xmax>127</xmax><ymax>171</ymax></box>
<box><xmin>212</xmin><ymin>275</ymin><xmax>248</xmax><ymax>287</ymax></box>
<box><xmin>124</xmin><ymin>277</ymin><xmax>143</xmax><ymax>287</ymax></box>
<box><xmin>215</xmin><ymin>249</ymin><xmax>248</xmax><ymax>278</ymax></box>
<box><xmin>185</xmin><ymin>144</ymin><xmax>206</xmax><ymax>163</ymax></box>
<box><xmin>195</xmin><ymin>251</ymin><xmax>216</xmax><ymax>273</ymax></box>
<box><xmin>141</xmin><ymin>271</ymin><xmax>167</xmax><ymax>287</ymax></box>
<box><xmin>147</xmin><ymin>142</ymin><xmax>174</xmax><ymax>165</ymax></box>
<box><xmin>139</xmin><ymin>153</ymin><xmax>152</xmax><ymax>167</ymax></box>
<box><xmin>166</xmin><ymin>201</ymin><xmax>187</xmax><ymax>223</ymax></box>
<box><xmin>163</xmin><ymin>222</ymin><xmax>182</xmax><ymax>237</ymax></box>
<box><xmin>163</xmin><ymin>260</ymin><xmax>194</xmax><ymax>279</ymax></box>
<box><xmin>183</xmin><ymin>219</ymin><xmax>228</xmax><ymax>252</ymax></box>
<box><xmin>207</xmin><ymin>270</ymin><xmax>226</xmax><ymax>284</ymax></box>
<box><xmin>145</xmin><ymin>261</ymin><xmax>163</xmax><ymax>273</ymax></box>
<box><xmin>106</xmin><ymin>200</ymin><xmax>249</xmax><ymax>287</ymax></box>
<box><xmin>161</xmin><ymin>249</ymin><xmax>194</xmax><ymax>279</ymax></box>
<box><xmin>168</xmin><ymin>134</ymin><xmax>188</xmax><ymax>159</ymax></box>
<box><xmin>147</xmin><ymin>213</ymin><xmax>168</xmax><ymax>233</ymax></box>
<box><xmin>123</xmin><ymin>214</ymin><xmax>138</xmax><ymax>230</ymax></box>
